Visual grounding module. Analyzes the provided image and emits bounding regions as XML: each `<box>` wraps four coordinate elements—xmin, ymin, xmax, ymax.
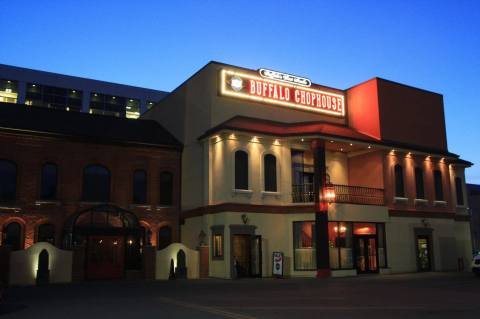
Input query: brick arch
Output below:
<box><xmin>139</xmin><ymin>220</ymin><xmax>153</xmax><ymax>246</ymax></box>
<box><xmin>1</xmin><ymin>216</ymin><xmax>27</xmax><ymax>249</ymax></box>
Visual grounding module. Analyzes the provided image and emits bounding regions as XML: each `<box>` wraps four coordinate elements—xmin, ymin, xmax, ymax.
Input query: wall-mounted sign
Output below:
<box><xmin>259</xmin><ymin>68</ymin><xmax>311</xmax><ymax>87</ymax></box>
<box><xmin>220</xmin><ymin>69</ymin><xmax>345</xmax><ymax>117</ymax></box>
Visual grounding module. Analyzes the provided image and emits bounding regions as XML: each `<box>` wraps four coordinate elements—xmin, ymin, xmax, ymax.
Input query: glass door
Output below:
<box><xmin>416</xmin><ymin>236</ymin><xmax>432</xmax><ymax>271</ymax></box>
<box><xmin>354</xmin><ymin>235</ymin><xmax>378</xmax><ymax>274</ymax></box>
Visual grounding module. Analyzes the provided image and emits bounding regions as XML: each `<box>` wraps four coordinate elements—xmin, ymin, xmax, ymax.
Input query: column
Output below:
<box><xmin>311</xmin><ymin>139</ymin><xmax>331</xmax><ymax>277</ymax></box>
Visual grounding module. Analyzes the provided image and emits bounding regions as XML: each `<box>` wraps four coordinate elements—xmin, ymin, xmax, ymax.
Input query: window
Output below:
<box><xmin>157</xmin><ymin>226</ymin><xmax>172</xmax><ymax>250</ymax></box>
<box><xmin>434</xmin><ymin>170</ymin><xmax>444</xmax><ymax>201</ymax></box>
<box><xmin>3</xmin><ymin>222</ymin><xmax>22</xmax><ymax>250</ymax></box>
<box><xmin>394</xmin><ymin>164</ymin><xmax>405</xmax><ymax>197</ymax></box>
<box><xmin>455</xmin><ymin>177</ymin><xmax>464</xmax><ymax>206</ymax></box>
<box><xmin>133</xmin><ymin>170</ymin><xmax>147</xmax><ymax>204</ymax></box>
<box><xmin>0</xmin><ymin>159</ymin><xmax>16</xmax><ymax>202</ymax></box>
<box><xmin>293</xmin><ymin>221</ymin><xmax>316</xmax><ymax>270</ymax></box>
<box><xmin>0</xmin><ymin>79</ymin><xmax>18</xmax><ymax>103</ymax></box>
<box><xmin>159</xmin><ymin>171</ymin><xmax>173</xmax><ymax>206</ymax></box>
<box><xmin>234</xmin><ymin>150</ymin><xmax>249</xmax><ymax>190</ymax></box>
<box><xmin>377</xmin><ymin>223</ymin><xmax>387</xmax><ymax>268</ymax></box>
<box><xmin>264</xmin><ymin>154</ymin><xmax>277</xmax><ymax>192</ymax></box>
<box><xmin>211</xmin><ymin>226</ymin><xmax>224</xmax><ymax>259</ymax></box>
<box><xmin>40</xmin><ymin>163</ymin><xmax>58</xmax><ymax>200</ymax></box>
<box><xmin>25</xmin><ymin>83</ymin><xmax>82</xmax><ymax>111</ymax></box>
<box><xmin>37</xmin><ymin>224</ymin><xmax>55</xmax><ymax>244</ymax></box>
<box><xmin>82</xmin><ymin>165</ymin><xmax>110</xmax><ymax>202</ymax></box>
<box><xmin>89</xmin><ymin>93</ymin><xmax>126</xmax><ymax>117</ymax></box>
<box><xmin>328</xmin><ymin>222</ymin><xmax>353</xmax><ymax>269</ymax></box>
<box><xmin>414</xmin><ymin>167</ymin><xmax>425</xmax><ymax>199</ymax></box>
<box><xmin>125</xmin><ymin>98</ymin><xmax>140</xmax><ymax>119</ymax></box>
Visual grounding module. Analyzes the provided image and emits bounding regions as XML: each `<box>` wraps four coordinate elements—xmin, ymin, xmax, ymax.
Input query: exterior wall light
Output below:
<box><xmin>321</xmin><ymin>184</ymin><xmax>336</xmax><ymax>204</ymax></box>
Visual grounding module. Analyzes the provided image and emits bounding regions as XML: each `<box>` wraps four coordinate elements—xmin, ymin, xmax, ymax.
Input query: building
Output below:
<box><xmin>0</xmin><ymin>64</ymin><xmax>167</xmax><ymax>118</ymax></box>
<box><xmin>0</xmin><ymin>103</ymin><xmax>182</xmax><ymax>281</ymax></box>
<box><xmin>143</xmin><ymin>62</ymin><xmax>473</xmax><ymax>278</ymax></box>
<box><xmin>467</xmin><ymin>184</ymin><xmax>480</xmax><ymax>253</ymax></box>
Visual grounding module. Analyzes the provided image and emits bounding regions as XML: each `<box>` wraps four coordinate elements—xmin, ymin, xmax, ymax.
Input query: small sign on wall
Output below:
<box><xmin>272</xmin><ymin>251</ymin><xmax>284</xmax><ymax>277</ymax></box>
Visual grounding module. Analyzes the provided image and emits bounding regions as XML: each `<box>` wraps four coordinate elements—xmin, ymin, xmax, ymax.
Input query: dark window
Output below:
<box><xmin>394</xmin><ymin>164</ymin><xmax>405</xmax><ymax>197</ymax></box>
<box><xmin>3</xmin><ymin>222</ymin><xmax>22</xmax><ymax>250</ymax></box>
<box><xmin>40</xmin><ymin>163</ymin><xmax>58</xmax><ymax>200</ymax></box>
<box><xmin>157</xmin><ymin>226</ymin><xmax>172</xmax><ymax>250</ymax></box>
<box><xmin>434</xmin><ymin>170</ymin><xmax>444</xmax><ymax>201</ymax></box>
<box><xmin>82</xmin><ymin>165</ymin><xmax>110</xmax><ymax>202</ymax></box>
<box><xmin>264</xmin><ymin>154</ymin><xmax>277</xmax><ymax>192</ymax></box>
<box><xmin>235</xmin><ymin>150</ymin><xmax>249</xmax><ymax>190</ymax></box>
<box><xmin>37</xmin><ymin>224</ymin><xmax>55</xmax><ymax>244</ymax></box>
<box><xmin>414</xmin><ymin>167</ymin><xmax>425</xmax><ymax>199</ymax></box>
<box><xmin>159</xmin><ymin>171</ymin><xmax>173</xmax><ymax>206</ymax></box>
<box><xmin>0</xmin><ymin>160</ymin><xmax>16</xmax><ymax>202</ymax></box>
<box><xmin>133</xmin><ymin>170</ymin><xmax>147</xmax><ymax>204</ymax></box>
<box><xmin>455</xmin><ymin>177</ymin><xmax>464</xmax><ymax>206</ymax></box>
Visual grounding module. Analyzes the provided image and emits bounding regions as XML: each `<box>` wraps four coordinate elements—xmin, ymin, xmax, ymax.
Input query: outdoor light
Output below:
<box><xmin>321</xmin><ymin>183</ymin><xmax>336</xmax><ymax>203</ymax></box>
<box><xmin>230</xmin><ymin>76</ymin><xmax>243</xmax><ymax>91</ymax></box>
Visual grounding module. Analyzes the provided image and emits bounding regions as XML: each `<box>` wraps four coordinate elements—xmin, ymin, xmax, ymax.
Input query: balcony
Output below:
<box><xmin>292</xmin><ymin>183</ymin><xmax>385</xmax><ymax>206</ymax></box>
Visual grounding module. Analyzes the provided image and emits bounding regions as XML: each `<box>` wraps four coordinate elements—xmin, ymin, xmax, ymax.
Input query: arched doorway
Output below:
<box><xmin>63</xmin><ymin>204</ymin><xmax>142</xmax><ymax>280</ymax></box>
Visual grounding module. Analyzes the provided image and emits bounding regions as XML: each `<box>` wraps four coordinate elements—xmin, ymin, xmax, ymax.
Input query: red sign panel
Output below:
<box><xmin>220</xmin><ymin>69</ymin><xmax>345</xmax><ymax>117</ymax></box>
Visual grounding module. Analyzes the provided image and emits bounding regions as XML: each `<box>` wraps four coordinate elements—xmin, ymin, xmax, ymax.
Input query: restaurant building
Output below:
<box><xmin>144</xmin><ymin>62</ymin><xmax>473</xmax><ymax>278</ymax></box>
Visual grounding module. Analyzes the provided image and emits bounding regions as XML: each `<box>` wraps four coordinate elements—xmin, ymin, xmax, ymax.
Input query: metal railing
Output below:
<box><xmin>292</xmin><ymin>183</ymin><xmax>385</xmax><ymax>206</ymax></box>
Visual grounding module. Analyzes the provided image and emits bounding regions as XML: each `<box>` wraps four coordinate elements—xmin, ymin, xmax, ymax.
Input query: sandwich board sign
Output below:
<box><xmin>272</xmin><ymin>252</ymin><xmax>284</xmax><ymax>277</ymax></box>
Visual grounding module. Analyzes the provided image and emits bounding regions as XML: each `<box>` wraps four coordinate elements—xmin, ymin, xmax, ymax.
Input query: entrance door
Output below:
<box><xmin>416</xmin><ymin>236</ymin><xmax>432</xmax><ymax>271</ymax></box>
<box><xmin>354</xmin><ymin>236</ymin><xmax>378</xmax><ymax>273</ymax></box>
<box><xmin>250</xmin><ymin>235</ymin><xmax>262</xmax><ymax>277</ymax></box>
<box><xmin>87</xmin><ymin>236</ymin><xmax>124</xmax><ymax>280</ymax></box>
<box><xmin>233</xmin><ymin>235</ymin><xmax>251</xmax><ymax>277</ymax></box>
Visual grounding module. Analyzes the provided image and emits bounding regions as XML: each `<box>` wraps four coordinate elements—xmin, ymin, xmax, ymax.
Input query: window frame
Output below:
<box><xmin>2</xmin><ymin>221</ymin><xmax>23</xmax><ymax>250</ymax></box>
<box><xmin>233</xmin><ymin>149</ymin><xmax>250</xmax><ymax>191</ymax></box>
<box><xmin>263</xmin><ymin>153</ymin><xmax>278</xmax><ymax>193</ymax></box>
<box><xmin>132</xmin><ymin>169</ymin><xmax>148</xmax><ymax>205</ymax></box>
<box><xmin>40</xmin><ymin>162</ymin><xmax>58</xmax><ymax>200</ymax></box>
<box><xmin>455</xmin><ymin>176</ymin><xmax>464</xmax><ymax>206</ymax></box>
<box><xmin>0</xmin><ymin>159</ymin><xmax>17</xmax><ymax>202</ymax></box>
<box><xmin>433</xmin><ymin>169</ymin><xmax>444</xmax><ymax>201</ymax></box>
<box><xmin>394</xmin><ymin>164</ymin><xmax>405</xmax><ymax>198</ymax></box>
<box><xmin>211</xmin><ymin>225</ymin><xmax>224</xmax><ymax>260</ymax></box>
<box><xmin>159</xmin><ymin>170</ymin><xmax>174</xmax><ymax>206</ymax></box>
<box><xmin>82</xmin><ymin>164</ymin><xmax>111</xmax><ymax>202</ymax></box>
<box><xmin>414</xmin><ymin>167</ymin><xmax>425</xmax><ymax>199</ymax></box>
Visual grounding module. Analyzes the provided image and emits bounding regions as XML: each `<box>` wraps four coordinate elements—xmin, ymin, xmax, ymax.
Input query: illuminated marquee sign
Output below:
<box><xmin>220</xmin><ymin>69</ymin><xmax>345</xmax><ymax>117</ymax></box>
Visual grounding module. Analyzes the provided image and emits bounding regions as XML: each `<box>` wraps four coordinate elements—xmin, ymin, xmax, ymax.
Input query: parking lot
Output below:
<box><xmin>1</xmin><ymin>272</ymin><xmax>479</xmax><ymax>319</ymax></box>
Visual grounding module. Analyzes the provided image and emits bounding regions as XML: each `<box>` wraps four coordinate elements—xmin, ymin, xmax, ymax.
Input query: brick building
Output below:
<box><xmin>0</xmin><ymin>103</ymin><xmax>182</xmax><ymax>280</ymax></box>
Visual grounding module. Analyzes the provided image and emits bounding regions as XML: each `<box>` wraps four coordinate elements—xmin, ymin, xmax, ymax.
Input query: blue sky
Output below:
<box><xmin>1</xmin><ymin>0</ymin><xmax>479</xmax><ymax>183</ymax></box>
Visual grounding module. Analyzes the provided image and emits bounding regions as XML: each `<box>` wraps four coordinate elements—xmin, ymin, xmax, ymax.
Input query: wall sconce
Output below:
<box><xmin>320</xmin><ymin>183</ymin><xmax>336</xmax><ymax>204</ymax></box>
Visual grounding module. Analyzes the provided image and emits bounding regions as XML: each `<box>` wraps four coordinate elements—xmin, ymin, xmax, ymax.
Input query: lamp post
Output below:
<box><xmin>311</xmin><ymin>139</ymin><xmax>332</xmax><ymax>278</ymax></box>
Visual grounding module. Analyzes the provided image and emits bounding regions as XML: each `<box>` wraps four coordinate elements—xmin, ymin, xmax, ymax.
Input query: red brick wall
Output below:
<box><xmin>0</xmin><ymin>131</ymin><xmax>181</xmax><ymax>249</ymax></box>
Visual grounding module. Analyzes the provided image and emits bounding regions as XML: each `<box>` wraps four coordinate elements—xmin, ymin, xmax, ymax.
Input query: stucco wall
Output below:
<box><xmin>155</xmin><ymin>243</ymin><xmax>199</xmax><ymax>280</ymax></box>
<box><xmin>9</xmin><ymin>242</ymin><xmax>72</xmax><ymax>286</ymax></box>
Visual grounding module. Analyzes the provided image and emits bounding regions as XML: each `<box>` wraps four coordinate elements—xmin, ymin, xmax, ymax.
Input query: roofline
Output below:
<box><xmin>346</xmin><ymin>76</ymin><xmax>443</xmax><ymax>96</ymax></box>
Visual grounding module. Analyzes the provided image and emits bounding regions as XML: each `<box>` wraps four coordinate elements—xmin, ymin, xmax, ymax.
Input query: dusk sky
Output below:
<box><xmin>1</xmin><ymin>1</ymin><xmax>479</xmax><ymax>183</ymax></box>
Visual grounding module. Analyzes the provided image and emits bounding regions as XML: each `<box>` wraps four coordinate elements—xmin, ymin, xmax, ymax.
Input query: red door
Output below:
<box><xmin>87</xmin><ymin>236</ymin><xmax>124</xmax><ymax>280</ymax></box>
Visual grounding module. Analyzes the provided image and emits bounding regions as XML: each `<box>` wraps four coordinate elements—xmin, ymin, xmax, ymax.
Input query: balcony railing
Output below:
<box><xmin>292</xmin><ymin>183</ymin><xmax>385</xmax><ymax>206</ymax></box>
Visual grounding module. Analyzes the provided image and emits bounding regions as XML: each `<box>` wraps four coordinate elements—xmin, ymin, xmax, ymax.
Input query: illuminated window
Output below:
<box><xmin>37</xmin><ymin>224</ymin><xmax>55</xmax><ymax>245</ymax></box>
<box><xmin>434</xmin><ymin>170</ymin><xmax>444</xmax><ymax>201</ymax></box>
<box><xmin>89</xmin><ymin>93</ymin><xmax>125</xmax><ymax>117</ymax></box>
<box><xmin>213</xmin><ymin>234</ymin><xmax>223</xmax><ymax>257</ymax></box>
<box><xmin>26</xmin><ymin>83</ymin><xmax>82</xmax><ymax>111</ymax></box>
<box><xmin>455</xmin><ymin>177</ymin><xmax>464</xmax><ymax>206</ymax></box>
<box><xmin>293</xmin><ymin>221</ymin><xmax>316</xmax><ymax>270</ymax></box>
<box><xmin>234</xmin><ymin>150</ymin><xmax>249</xmax><ymax>190</ymax></box>
<box><xmin>157</xmin><ymin>226</ymin><xmax>172</xmax><ymax>250</ymax></box>
<box><xmin>3</xmin><ymin>222</ymin><xmax>22</xmax><ymax>250</ymax></box>
<box><xmin>133</xmin><ymin>170</ymin><xmax>147</xmax><ymax>204</ymax></box>
<box><xmin>125</xmin><ymin>98</ymin><xmax>140</xmax><ymax>119</ymax></box>
<box><xmin>414</xmin><ymin>167</ymin><xmax>425</xmax><ymax>199</ymax></box>
<box><xmin>0</xmin><ymin>79</ymin><xmax>18</xmax><ymax>103</ymax></box>
<box><xmin>394</xmin><ymin>164</ymin><xmax>405</xmax><ymax>197</ymax></box>
<box><xmin>0</xmin><ymin>159</ymin><xmax>16</xmax><ymax>202</ymax></box>
<box><xmin>40</xmin><ymin>163</ymin><xmax>58</xmax><ymax>200</ymax></box>
<box><xmin>159</xmin><ymin>171</ymin><xmax>173</xmax><ymax>206</ymax></box>
<box><xmin>328</xmin><ymin>222</ymin><xmax>353</xmax><ymax>269</ymax></box>
<box><xmin>82</xmin><ymin>164</ymin><xmax>110</xmax><ymax>202</ymax></box>
<box><xmin>264</xmin><ymin>154</ymin><xmax>277</xmax><ymax>192</ymax></box>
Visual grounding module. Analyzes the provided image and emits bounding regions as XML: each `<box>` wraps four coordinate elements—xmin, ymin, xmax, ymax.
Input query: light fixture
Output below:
<box><xmin>32</xmin><ymin>84</ymin><xmax>36</xmax><ymax>87</ymax></box>
<box><xmin>112</xmin><ymin>96</ymin><xmax>116</xmax><ymax>99</ymax></box>
<box><xmin>368</xmin><ymin>145</ymin><xmax>371</xmax><ymax>149</ymax></box>
<box><xmin>340</xmin><ymin>148</ymin><xmax>343</xmax><ymax>151</ymax></box>
<box><xmin>301</xmin><ymin>138</ymin><xmax>304</xmax><ymax>142</ymax></box>
<box><xmin>72</xmin><ymin>90</ymin><xmax>76</xmax><ymax>93</ymax></box>
<box><xmin>129</xmin><ymin>99</ymin><xmax>133</xmax><ymax>102</ymax></box>
<box><xmin>230</xmin><ymin>76</ymin><xmax>243</xmax><ymax>91</ymax></box>
<box><xmin>321</xmin><ymin>184</ymin><xmax>336</xmax><ymax>203</ymax></box>
<box><xmin>229</xmin><ymin>133</ymin><xmax>236</xmax><ymax>139</ymax></box>
<box><xmin>7</xmin><ymin>80</ymin><xmax>11</xmax><ymax>83</ymax></box>
<box><xmin>349</xmin><ymin>143</ymin><xmax>353</xmax><ymax>146</ymax></box>
<box><xmin>273</xmin><ymin>139</ymin><xmax>280</xmax><ymax>145</ymax></box>
<box><xmin>330</xmin><ymin>140</ymin><xmax>334</xmax><ymax>143</ymax></box>
<box><xmin>251</xmin><ymin>136</ymin><xmax>259</xmax><ymax>143</ymax></box>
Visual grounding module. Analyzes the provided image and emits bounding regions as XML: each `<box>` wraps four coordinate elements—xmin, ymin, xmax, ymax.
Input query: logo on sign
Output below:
<box><xmin>259</xmin><ymin>68</ymin><xmax>311</xmax><ymax>87</ymax></box>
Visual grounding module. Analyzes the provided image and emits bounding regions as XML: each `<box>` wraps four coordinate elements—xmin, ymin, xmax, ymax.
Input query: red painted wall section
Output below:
<box><xmin>346</xmin><ymin>78</ymin><xmax>381</xmax><ymax>140</ymax></box>
<box><xmin>376</xmin><ymin>79</ymin><xmax>448</xmax><ymax>151</ymax></box>
<box><xmin>348</xmin><ymin>151</ymin><xmax>384</xmax><ymax>189</ymax></box>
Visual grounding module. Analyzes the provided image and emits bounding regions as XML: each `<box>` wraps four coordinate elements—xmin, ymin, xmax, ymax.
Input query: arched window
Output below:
<box><xmin>37</xmin><ymin>223</ymin><xmax>55</xmax><ymax>244</ymax></box>
<box><xmin>41</xmin><ymin>163</ymin><xmax>58</xmax><ymax>200</ymax></box>
<box><xmin>394</xmin><ymin>164</ymin><xmax>405</xmax><ymax>197</ymax></box>
<box><xmin>414</xmin><ymin>167</ymin><xmax>425</xmax><ymax>199</ymax></box>
<box><xmin>434</xmin><ymin>170</ymin><xmax>444</xmax><ymax>201</ymax></box>
<box><xmin>133</xmin><ymin>170</ymin><xmax>147</xmax><ymax>204</ymax></box>
<box><xmin>264</xmin><ymin>154</ymin><xmax>277</xmax><ymax>192</ymax></box>
<box><xmin>455</xmin><ymin>177</ymin><xmax>464</xmax><ymax>206</ymax></box>
<box><xmin>157</xmin><ymin>225</ymin><xmax>172</xmax><ymax>250</ymax></box>
<box><xmin>235</xmin><ymin>150</ymin><xmax>249</xmax><ymax>190</ymax></box>
<box><xmin>82</xmin><ymin>164</ymin><xmax>110</xmax><ymax>202</ymax></box>
<box><xmin>3</xmin><ymin>222</ymin><xmax>22</xmax><ymax>250</ymax></box>
<box><xmin>0</xmin><ymin>160</ymin><xmax>16</xmax><ymax>202</ymax></box>
<box><xmin>159</xmin><ymin>171</ymin><xmax>173</xmax><ymax>206</ymax></box>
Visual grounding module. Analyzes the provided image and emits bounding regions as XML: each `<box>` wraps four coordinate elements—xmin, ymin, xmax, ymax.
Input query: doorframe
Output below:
<box><xmin>353</xmin><ymin>234</ymin><xmax>380</xmax><ymax>274</ymax></box>
<box><xmin>229</xmin><ymin>224</ymin><xmax>256</xmax><ymax>278</ymax></box>
<box><xmin>414</xmin><ymin>228</ymin><xmax>434</xmax><ymax>272</ymax></box>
